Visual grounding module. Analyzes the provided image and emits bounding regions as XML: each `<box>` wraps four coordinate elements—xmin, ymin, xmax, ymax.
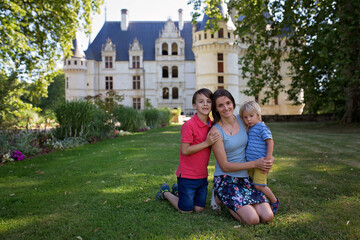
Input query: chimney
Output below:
<box><xmin>121</xmin><ymin>9</ymin><xmax>129</xmax><ymax>31</ymax></box>
<box><xmin>178</xmin><ymin>9</ymin><xmax>184</xmax><ymax>31</ymax></box>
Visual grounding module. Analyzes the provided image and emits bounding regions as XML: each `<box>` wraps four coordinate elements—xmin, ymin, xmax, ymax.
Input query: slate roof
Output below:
<box><xmin>85</xmin><ymin>21</ymin><xmax>195</xmax><ymax>61</ymax></box>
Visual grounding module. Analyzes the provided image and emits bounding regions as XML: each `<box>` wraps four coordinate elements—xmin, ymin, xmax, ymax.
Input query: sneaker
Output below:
<box><xmin>171</xmin><ymin>183</ymin><xmax>178</xmax><ymax>196</ymax></box>
<box><xmin>155</xmin><ymin>183</ymin><xmax>170</xmax><ymax>200</ymax></box>
<box><xmin>270</xmin><ymin>198</ymin><xmax>280</xmax><ymax>215</ymax></box>
<box><xmin>210</xmin><ymin>189</ymin><xmax>221</xmax><ymax>211</ymax></box>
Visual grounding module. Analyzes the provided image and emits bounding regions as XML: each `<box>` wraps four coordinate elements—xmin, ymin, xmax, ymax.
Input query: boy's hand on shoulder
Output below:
<box><xmin>205</xmin><ymin>131</ymin><xmax>220</xmax><ymax>146</ymax></box>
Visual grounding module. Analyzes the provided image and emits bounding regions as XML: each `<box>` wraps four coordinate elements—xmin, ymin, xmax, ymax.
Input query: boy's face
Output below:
<box><xmin>242</xmin><ymin>111</ymin><xmax>260</xmax><ymax>127</ymax></box>
<box><xmin>193</xmin><ymin>93</ymin><xmax>212</xmax><ymax>116</ymax></box>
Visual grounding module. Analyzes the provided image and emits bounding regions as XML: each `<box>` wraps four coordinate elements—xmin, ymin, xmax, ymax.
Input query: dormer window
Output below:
<box><xmin>105</xmin><ymin>56</ymin><xmax>113</xmax><ymax>68</ymax></box>
<box><xmin>172</xmin><ymin>43</ymin><xmax>178</xmax><ymax>55</ymax></box>
<box><xmin>218</xmin><ymin>28</ymin><xmax>224</xmax><ymax>38</ymax></box>
<box><xmin>162</xmin><ymin>43</ymin><xmax>168</xmax><ymax>55</ymax></box>
<box><xmin>132</xmin><ymin>56</ymin><xmax>140</xmax><ymax>68</ymax></box>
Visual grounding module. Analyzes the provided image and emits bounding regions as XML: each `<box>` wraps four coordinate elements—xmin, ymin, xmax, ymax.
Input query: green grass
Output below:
<box><xmin>1</xmin><ymin>122</ymin><xmax>359</xmax><ymax>239</ymax></box>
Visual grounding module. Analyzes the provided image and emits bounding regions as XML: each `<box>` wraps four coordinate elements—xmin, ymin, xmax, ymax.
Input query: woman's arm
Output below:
<box><xmin>210</xmin><ymin>128</ymin><xmax>273</xmax><ymax>173</ymax></box>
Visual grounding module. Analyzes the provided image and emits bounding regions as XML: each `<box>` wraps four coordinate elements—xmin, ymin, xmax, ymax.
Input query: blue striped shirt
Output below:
<box><xmin>246</xmin><ymin>122</ymin><xmax>272</xmax><ymax>162</ymax></box>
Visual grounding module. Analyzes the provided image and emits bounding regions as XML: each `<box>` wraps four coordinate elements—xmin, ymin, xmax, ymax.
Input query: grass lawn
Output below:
<box><xmin>1</xmin><ymin>122</ymin><xmax>359</xmax><ymax>239</ymax></box>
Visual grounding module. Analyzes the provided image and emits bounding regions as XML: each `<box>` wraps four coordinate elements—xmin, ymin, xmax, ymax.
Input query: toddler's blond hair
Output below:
<box><xmin>239</xmin><ymin>101</ymin><xmax>262</xmax><ymax>121</ymax></box>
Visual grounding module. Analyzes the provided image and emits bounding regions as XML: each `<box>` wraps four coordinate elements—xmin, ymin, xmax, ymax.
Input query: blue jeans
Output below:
<box><xmin>177</xmin><ymin>177</ymin><xmax>208</xmax><ymax>211</ymax></box>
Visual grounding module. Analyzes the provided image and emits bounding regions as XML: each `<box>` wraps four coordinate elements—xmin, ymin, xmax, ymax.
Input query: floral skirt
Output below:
<box><xmin>213</xmin><ymin>175</ymin><xmax>268</xmax><ymax>212</ymax></box>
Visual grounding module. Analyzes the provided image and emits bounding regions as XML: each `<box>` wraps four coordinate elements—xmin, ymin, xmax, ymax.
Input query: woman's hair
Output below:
<box><xmin>211</xmin><ymin>89</ymin><xmax>236</xmax><ymax>124</ymax></box>
<box><xmin>192</xmin><ymin>88</ymin><xmax>213</xmax><ymax>105</ymax></box>
<box><xmin>239</xmin><ymin>101</ymin><xmax>262</xmax><ymax>121</ymax></box>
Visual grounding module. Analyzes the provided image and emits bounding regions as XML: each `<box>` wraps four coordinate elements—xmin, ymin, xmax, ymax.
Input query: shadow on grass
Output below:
<box><xmin>1</xmin><ymin>124</ymin><xmax>359</xmax><ymax>239</ymax></box>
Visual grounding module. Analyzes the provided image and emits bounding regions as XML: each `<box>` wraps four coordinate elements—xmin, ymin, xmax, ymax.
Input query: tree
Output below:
<box><xmin>37</xmin><ymin>71</ymin><xmax>65</xmax><ymax>111</ymax></box>
<box><xmin>189</xmin><ymin>0</ymin><xmax>360</xmax><ymax>122</ymax></box>
<box><xmin>0</xmin><ymin>0</ymin><xmax>103</xmax><ymax>124</ymax></box>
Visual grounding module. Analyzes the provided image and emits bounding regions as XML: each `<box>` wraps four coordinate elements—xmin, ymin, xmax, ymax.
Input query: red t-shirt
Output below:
<box><xmin>175</xmin><ymin>113</ymin><xmax>212</xmax><ymax>179</ymax></box>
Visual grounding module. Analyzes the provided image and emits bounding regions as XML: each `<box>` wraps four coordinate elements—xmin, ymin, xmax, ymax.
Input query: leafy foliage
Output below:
<box><xmin>0</xmin><ymin>0</ymin><xmax>103</xmax><ymax>126</ymax></box>
<box><xmin>52</xmin><ymin>100</ymin><xmax>114</xmax><ymax>140</ymax></box>
<box><xmin>112</xmin><ymin>106</ymin><xmax>146</xmax><ymax>132</ymax></box>
<box><xmin>37</xmin><ymin>71</ymin><xmax>65</xmax><ymax>111</ymax></box>
<box><xmin>189</xmin><ymin>0</ymin><xmax>360</xmax><ymax>122</ymax></box>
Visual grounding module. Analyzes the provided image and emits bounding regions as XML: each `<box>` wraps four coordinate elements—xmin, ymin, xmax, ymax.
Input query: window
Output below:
<box><xmin>228</xmin><ymin>32</ymin><xmax>231</xmax><ymax>38</ymax></box>
<box><xmin>162</xmin><ymin>66</ymin><xmax>169</xmax><ymax>78</ymax></box>
<box><xmin>172</xmin><ymin>43</ymin><xmax>178</xmax><ymax>55</ymax></box>
<box><xmin>66</xmin><ymin>77</ymin><xmax>69</xmax><ymax>89</ymax></box>
<box><xmin>105</xmin><ymin>56</ymin><xmax>113</xmax><ymax>68</ymax></box>
<box><xmin>217</xmin><ymin>53</ymin><xmax>224</xmax><ymax>73</ymax></box>
<box><xmin>133</xmin><ymin>98</ymin><xmax>141</xmax><ymax>109</ymax></box>
<box><xmin>162</xmin><ymin>87</ymin><xmax>169</xmax><ymax>99</ymax></box>
<box><xmin>204</xmin><ymin>33</ymin><xmax>207</xmax><ymax>39</ymax></box>
<box><xmin>218</xmin><ymin>28</ymin><xmax>224</xmax><ymax>38</ymax></box>
<box><xmin>132</xmin><ymin>56</ymin><xmax>140</xmax><ymax>68</ymax></box>
<box><xmin>74</xmin><ymin>60</ymin><xmax>77</xmax><ymax>65</ymax></box>
<box><xmin>199</xmin><ymin>34</ymin><xmax>201</xmax><ymax>40</ymax></box>
<box><xmin>81</xmin><ymin>61</ymin><xmax>83</xmax><ymax>66</ymax></box>
<box><xmin>162</xmin><ymin>43</ymin><xmax>168</xmax><ymax>55</ymax></box>
<box><xmin>172</xmin><ymin>66</ymin><xmax>178</xmax><ymax>78</ymax></box>
<box><xmin>105</xmin><ymin>76</ymin><xmax>113</xmax><ymax>90</ymax></box>
<box><xmin>218</xmin><ymin>86</ymin><xmax>224</xmax><ymax>89</ymax></box>
<box><xmin>211</xmin><ymin>33</ymin><xmax>214</xmax><ymax>38</ymax></box>
<box><xmin>241</xmin><ymin>37</ymin><xmax>245</xmax><ymax>43</ymax></box>
<box><xmin>133</xmin><ymin>75</ymin><xmax>140</xmax><ymax>89</ymax></box>
<box><xmin>278</xmin><ymin>39</ymin><xmax>281</xmax><ymax>47</ymax></box>
<box><xmin>68</xmin><ymin>60</ymin><xmax>71</xmax><ymax>65</ymax></box>
<box><xmin>274</xmin><ymin>96</ymin><xmax>279</xmax><ymax>105</ymax></box>
<box><xmin>172</xmin><ymin>87</ymin><xmax>178</xmax><ymax>99</ymax></box>
<box><xmin>218</xmin><ymin>76</ymin><xmax>224</xmax><ymax>83</ymax></box>
<box><xmin>255</xmin><ymin>95</ymin><xmax>259</xmax><ymax>103</ymax></box>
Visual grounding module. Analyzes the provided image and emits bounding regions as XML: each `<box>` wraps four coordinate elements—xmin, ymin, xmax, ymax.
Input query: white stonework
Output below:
<box><xmin>64</xmin><ymin>8</ymin><xmax>303</xmax><ymax>115</ymax></box>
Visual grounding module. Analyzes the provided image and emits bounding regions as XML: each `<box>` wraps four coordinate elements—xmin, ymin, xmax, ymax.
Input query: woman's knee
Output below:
<box><xmin>243</xmin><ymin>215</ymin><xmax>260</xmax><ymax>225</ymax></box>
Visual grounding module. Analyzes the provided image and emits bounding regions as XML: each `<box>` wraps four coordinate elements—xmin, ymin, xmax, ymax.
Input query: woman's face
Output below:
<box><xmin>215</xmin><ymin>96</ymin><xmax>234</xmax><ymax>119</ymax></box>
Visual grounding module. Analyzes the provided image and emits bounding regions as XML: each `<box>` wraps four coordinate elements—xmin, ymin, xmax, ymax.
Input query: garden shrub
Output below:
<box><xmin>157</xmin><ymin>108</ymin><xmax>172</xmax><ymax>126</ymax></box>
<box><xmin>142</xmin><ymin>109</ymin><xmax>160</xmax><ymax>129</ymax></box>
<box><xmin>113</xmin><ymin>106</ymin><xmax>145</xmax><ymax>132</ymax></box>
<box><xmin>0</xmin><ymin>130</ymin><xmax>40</xmax><ymax>157</ymax></box>
<box><xmin>53</xmin><ymin>100</ymin><xmax>113</xmax><ymax>140</ymax></box>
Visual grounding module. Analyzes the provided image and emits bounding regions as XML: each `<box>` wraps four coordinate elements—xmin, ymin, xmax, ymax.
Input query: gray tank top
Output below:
<box><xmin>213</xmin><ymin>115</ymin><xmax>249</xmax><ymax>178</ymax></box>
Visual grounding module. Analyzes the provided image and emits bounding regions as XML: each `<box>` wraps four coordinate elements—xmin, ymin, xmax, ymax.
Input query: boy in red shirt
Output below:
<box><xmin>156</xmin><ymin>88</ymin><xmax>220</xmax><ymax>212</ymax></box>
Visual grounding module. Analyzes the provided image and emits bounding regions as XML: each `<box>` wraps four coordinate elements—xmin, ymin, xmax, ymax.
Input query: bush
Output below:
<box><xmin>0</xmin><ymin>130</ymin><xmax>40</xmax><ymax>157</ymax></box>
<box><xmin>113</xmin><ymin>106</ymin><xmax>145</xmax><ymax>132</ymax></box>
<box><xmin>158</xmin><ymin>108</ymin><xmax>172</xmax><ymax>126</ymax></box>
<box><xmin>53</xmin><ymin>100</ymin><xmax>113</xmax><ymax>140</ymax></box>
<box><xmin>142</xmin><ymin>109</ymin><xmax>160</xmax><ymax>129</ymax></box>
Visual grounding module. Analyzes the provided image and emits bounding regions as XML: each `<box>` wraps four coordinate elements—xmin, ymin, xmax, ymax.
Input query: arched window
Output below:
<box><xmin>162</xmin><ymin>66</ymin><xmax>169</xmax><ymax>78</ymax></box>
<box><xmin>172</xmin><ymin>66</ymin><xmax>178</xmax><ymax>78</ymax></box>
<box><xmin>172</xmin><ymin>43</ymin><xmax>178</xmax><ymax>55</ymax></box>
<box><xmin>163</xmin><ymin>87</ymin><xmax>169</xmax><ymax>99</ymax></box>
<box><xmin>218</xmin><ymin>28</ymin><xmax>224</xmax><ymax>38</ymax></box>
<box><xmin>172</xmin><ymin>87</ymin><xmax>178</xmax><ymax>99</ymax></box>
<box><xmin>162</xmin><ymin>43</ymin><xmax>168</xmax><ymax>55</ymax></box>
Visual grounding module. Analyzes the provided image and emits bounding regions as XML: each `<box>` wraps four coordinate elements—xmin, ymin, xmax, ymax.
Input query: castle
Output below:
<box><xmin>64</xmin><ymin>6</ymin><xmax>303</xmax><ymax>115</ymax></box>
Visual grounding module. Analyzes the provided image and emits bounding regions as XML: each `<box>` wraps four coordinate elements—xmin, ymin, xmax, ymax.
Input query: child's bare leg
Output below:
<box><xmin>254</xmin><ymin>185</ymin><xmax>277</xmax><ymax>203</ymax></box>
<box><xmin>164</xmin><ymin>192</ymin><xmax>193</xmax><ymax>213</ymax></box>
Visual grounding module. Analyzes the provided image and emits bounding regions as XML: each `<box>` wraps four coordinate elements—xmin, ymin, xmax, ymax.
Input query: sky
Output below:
<box><xmin>77</xmin><ymin>0</ymin><xmax>200</xmax><ymax>50</ymax></box>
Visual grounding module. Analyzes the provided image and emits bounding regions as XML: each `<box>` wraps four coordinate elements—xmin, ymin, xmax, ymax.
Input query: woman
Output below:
<box><xmin>209</xmin><ymin>89</ymin><xmax>274</xmax><ymax>225</ymax></box>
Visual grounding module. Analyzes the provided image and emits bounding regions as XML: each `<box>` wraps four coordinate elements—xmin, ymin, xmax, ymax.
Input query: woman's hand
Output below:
<box><xmin>255</xmin><ymin>156</ymin><xmax>274</xmax><ymax>173</ymax></box>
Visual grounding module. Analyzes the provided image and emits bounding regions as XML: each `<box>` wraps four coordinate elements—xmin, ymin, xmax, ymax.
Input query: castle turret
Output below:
<box><xmin>192</xmin><ymin>2</ymin><xmax>251</xmax><ymax>106</ymax></box>
<box><xmin>64</xmin><ymin>38</ymin><xmax>88</xmax><ymax>101</ymax></box>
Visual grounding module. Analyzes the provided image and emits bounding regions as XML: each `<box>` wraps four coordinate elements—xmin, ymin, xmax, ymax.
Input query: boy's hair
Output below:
<box><xmin>192</xmin><ymin>88</ymin><xmax>213</xmax><ymax>105</ymax></box>
<box><xmin>239</xmin><ymin>101</ymin><xmax>262</xmax><ymax>121</ymax></box>
<box><xmin>211</xmin><ymin>89</ymin><xmax>236</xmax><ymax>124</ymax></box>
